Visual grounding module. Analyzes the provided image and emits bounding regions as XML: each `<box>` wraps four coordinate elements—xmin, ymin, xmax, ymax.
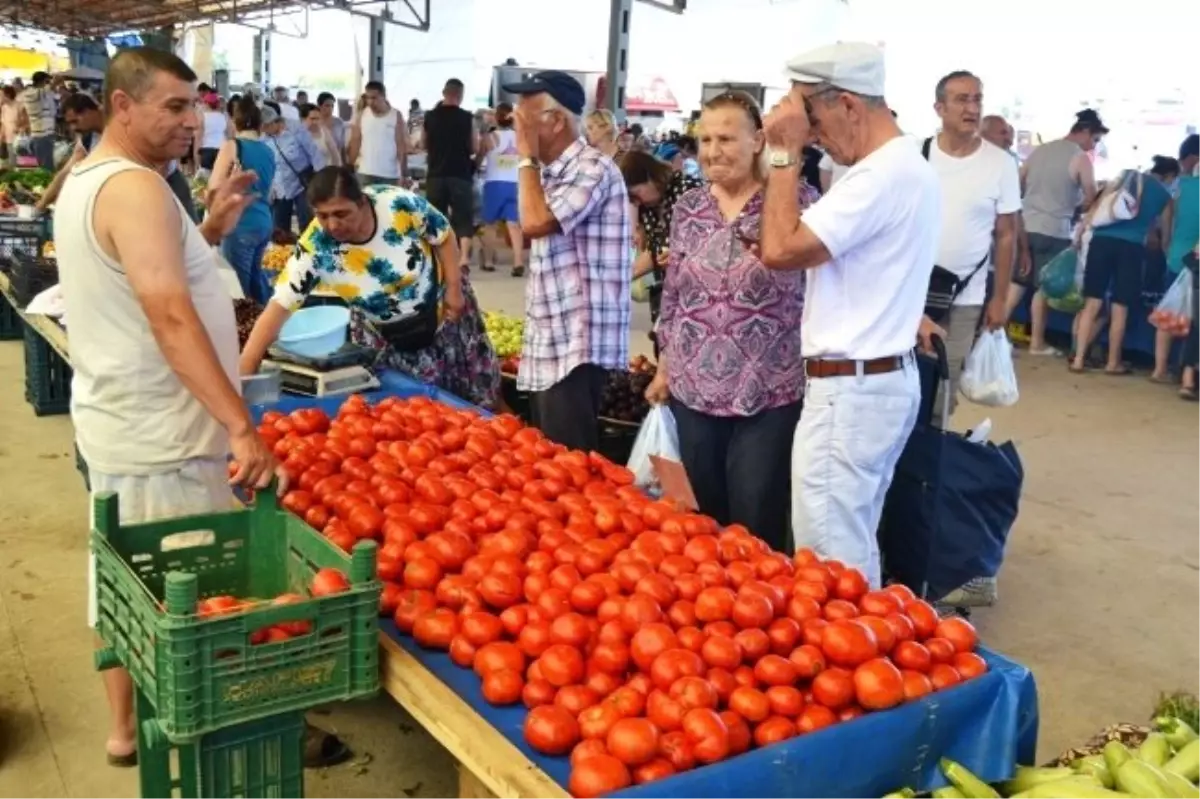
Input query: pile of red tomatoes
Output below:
<box><xmin>257</xmin><ymin>395</ymin><xmax>988</xmax><ymax>798</ymax></box>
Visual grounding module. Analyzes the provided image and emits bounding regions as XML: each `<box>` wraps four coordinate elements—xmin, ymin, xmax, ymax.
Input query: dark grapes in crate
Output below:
<box><xmin>600</xmin><ymin>368</ymin><xmax>655</xmax><ymax>423</ymax></box>
<box><xmin>233</xmin><ymin>299</ymin><xmax>264</xmax><ymax>348</ymax></box>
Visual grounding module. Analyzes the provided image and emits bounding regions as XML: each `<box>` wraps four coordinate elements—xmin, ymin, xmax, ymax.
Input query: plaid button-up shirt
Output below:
<box><xmin>517</xmin><ymin>138</ymin><xmax>632</xmax><ymax>392</ymax></box>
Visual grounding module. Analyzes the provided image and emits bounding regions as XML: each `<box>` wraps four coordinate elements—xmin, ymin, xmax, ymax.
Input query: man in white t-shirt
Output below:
<box><xmin>922</xmin><ymin>71</ymin><xmax>1020</xmax><ymax>427</ymax></box>
<box><xmin>760</xmin><ymin>42</ymin><xmax>940</xmax><ymax>588</ymax></box>
<box><xmin>273</xmin><ymin>85</ymin><xmax>300</xmax><ymax>122</ymax></box>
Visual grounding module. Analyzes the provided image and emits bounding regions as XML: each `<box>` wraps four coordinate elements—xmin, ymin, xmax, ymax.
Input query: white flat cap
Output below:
<box><xmin>784</xmin><ymin>41</ymin><xmax>886</xmax><ymax>97</ymax></box>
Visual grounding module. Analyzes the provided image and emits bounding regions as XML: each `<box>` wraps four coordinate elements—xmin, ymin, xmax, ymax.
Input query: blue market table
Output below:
<box><xmin>254</xmin><ymin>371</ymin><xmax>1041</xmax><ymax>798</ymax></box>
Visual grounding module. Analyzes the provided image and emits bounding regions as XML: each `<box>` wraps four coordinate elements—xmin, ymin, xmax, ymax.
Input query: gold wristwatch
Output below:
<box><xmin>767</xmin><ymin>149</ymin><xmax>800</xmax><ymax>168</ymax></box>
<box><xmin>518</xmin><ymin>157</ymin><xmax>542</xmax><ymax>170</ymax></box>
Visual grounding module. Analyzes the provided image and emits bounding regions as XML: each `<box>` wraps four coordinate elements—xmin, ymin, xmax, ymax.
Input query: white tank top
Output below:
<box><xmin>201</xmin><ymin>111</ymin><xmax>227</xmax><ymax>149</ymax></box>
<box><xmin>357</xmin><ymin>107</ymin><xmax>399</xmax><ymax>178</ymax></box>
<box><xmin>484</xmin><ymin>129</ymin><xmax>520</xmax><ymax>184</ymax></box>
<box><xmin>54</xmin><ymin>158</ymin><xmax>240</xmax><ymax>475</ymax></box>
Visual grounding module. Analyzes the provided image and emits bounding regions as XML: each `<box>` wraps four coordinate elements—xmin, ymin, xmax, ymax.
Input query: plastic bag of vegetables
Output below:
<box><xmin>1149</xmin><ymin>269</ymin><xmax>1194</xmax><ymax>338</ymax></box>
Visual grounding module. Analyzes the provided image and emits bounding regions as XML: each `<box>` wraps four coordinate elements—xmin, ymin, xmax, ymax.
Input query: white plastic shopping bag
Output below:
<box><xmin>627</xmin><ymin>405</ymin><xmax>681</xmax><ymax>489</ymax></box>
<box><xmin>960</xmin><ymin>330</ymin><xmax>1019</xmax><ymax>407</ymax></box>
<box><xmin>1149</xmin><ymin>269</ymin><xmax>1194</xmax><ymax>337</ymax></box>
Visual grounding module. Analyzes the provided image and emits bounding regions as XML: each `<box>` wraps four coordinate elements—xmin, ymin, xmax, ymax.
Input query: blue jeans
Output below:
<box><xmin>272</xmin><ymin>193</ymin><xmax>312</xmax><ymax>233</ymax></box>
<box><xmin>31</xmin><ymin>134</ymin><xmax>56</xmax><ymax>170</ymax></box>
<box><xmin>791</xmin><ymin>356</ymin><xmax>921</xmax><ymax>587</ymax></box>
<box><xmin>221</xmin><ymin>227</ymin><xmax>273</xmax><ymax>305</ymax></box>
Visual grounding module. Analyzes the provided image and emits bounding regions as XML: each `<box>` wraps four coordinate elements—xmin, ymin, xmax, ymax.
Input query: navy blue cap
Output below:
<box><xmin>502</xmin><ymin>70</ymin><xmax>586</xmax><ymax>115</ymax></box>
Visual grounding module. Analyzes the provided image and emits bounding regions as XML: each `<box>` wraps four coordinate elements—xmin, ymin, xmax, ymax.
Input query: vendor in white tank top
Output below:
<box><xmin>347</xmin><ymin>80</ymin><xmax>408</xmax><ymax>186</ymax></box>
<box><xmin>478</xmin><ymin>102</ymin><xmax>525</xmax><ymax>276</ymax></box>
<box><xmin>51</xmin><ymin>47</ymin><xmax>287</xmax><ymax>769</ymax></box>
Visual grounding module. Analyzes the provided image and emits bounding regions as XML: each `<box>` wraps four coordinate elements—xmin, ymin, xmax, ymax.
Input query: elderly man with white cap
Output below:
<box><xmin>758</xmin><ymin>42</ymin><xmax>941</xmax><ymax>588</ymax></box>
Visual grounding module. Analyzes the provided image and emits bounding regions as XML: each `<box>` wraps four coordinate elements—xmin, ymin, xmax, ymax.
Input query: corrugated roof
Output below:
<box><xmin>0</xmin><ymin>0</ymin><xmax>309</xmax><ymax>37</ymax></box>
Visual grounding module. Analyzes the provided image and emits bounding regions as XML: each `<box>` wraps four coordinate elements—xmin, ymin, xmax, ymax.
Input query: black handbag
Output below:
<box><xmin>271</xmin><ymin>137</ymin><xmax>314</xmax><ymax>190</ymax></box>
<box><xmin>920</xmin><ymin>137</ymin><xmax>988</xmax><ymax>323</ymax></box>
<box><xmin>373</xmin><ymin>253</ymin><xmax>443</xmax><ymax>353</ymax></box>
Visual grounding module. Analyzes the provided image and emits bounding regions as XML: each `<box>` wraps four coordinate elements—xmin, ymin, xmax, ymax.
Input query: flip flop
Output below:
<box><xmin>1180</xmin><ymin>387</ymin><xmax>1199</xmax><ymax>402</ymax></box>
<box><xmin>511</xmin><ymin>266</ymin><xmax>525</xmax><ymax>277</ymax></box>
<box><xmin>106</xmin><ymin>750</ymin><xmax>137</xmax><ymax>768</ymax></box>
<box><xmin>1104</xmin><ymin>366</ymin><xmax>1133</xmax><ymax>376</ymax></box>
<box><xmin>1067</xmin><ymin>363</ymin><xmax>1087</xmax><ymax>374</ymax></box>
<box><xmin>303</xmin><ymin>725</ymin><xmax>352</xmax><ymax>769</ymax></box>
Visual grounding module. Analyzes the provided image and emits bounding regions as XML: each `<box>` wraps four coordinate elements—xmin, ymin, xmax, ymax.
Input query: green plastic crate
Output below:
<box><xmin>92</xmin><ymin>488</ymin><xmax>380</xmax><ymax>742</ymax></box>
<box><xmin>136</xmin><ymin>689</ymin><xmax>305</xmax><ymax>798</ymax></box>
<box><xmin>0</xmin><ymin>291</ymin><xmax>21</xmax><ymax>340</ymax></box>
<box><xmin>22</xmin><ymin>322</ymin><xmax>71</xmax><ymax>416</ymax></box>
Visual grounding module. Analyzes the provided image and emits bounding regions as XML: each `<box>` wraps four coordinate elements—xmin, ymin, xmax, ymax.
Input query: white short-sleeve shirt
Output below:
<box><xmin>799</xmin><ymin>136</ymin><xmax>941</xmax><ymax>360</ymax></box>
<box><xmin>927</xmin><ymin>138</ymin><xmax>1022</xmax><ymax>306</ymax></box>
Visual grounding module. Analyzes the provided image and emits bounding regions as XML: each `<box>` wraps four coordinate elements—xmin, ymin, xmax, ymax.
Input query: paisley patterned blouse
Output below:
<box><xmin>659</xmin><ymin>183</ymin><xmax>817</xmax><ymax>417</ymax></box>
<box><xmin>273</xmin><ymin>185</ymin><xmax>449</xmax><ymax>321</ymax></box>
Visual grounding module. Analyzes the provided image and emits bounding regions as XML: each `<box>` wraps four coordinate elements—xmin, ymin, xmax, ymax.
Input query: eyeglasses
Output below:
<box><xmin>802</xmin><ymin>86</ymin><xmax>841</xmax><ymax>117</ymax></box>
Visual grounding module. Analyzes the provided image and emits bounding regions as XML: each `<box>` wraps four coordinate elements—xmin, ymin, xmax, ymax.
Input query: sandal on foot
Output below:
<box><xmin>106</xmin><ymin>750</ymin><xmax>137</xmax><ymax>768</ymax></box>
<box><xmin>303</xmin><ymin>725</ymin><xmax>352</xmax><ymax>769</ymax></box>
<box><xmin>1067</xmin><ymin>363</ymin><xmax>1087</xmax><ymax>374</ymax></box>
<box><xmin>1181</xmin><ymin>387</ymin><xmax>1199</xmax><ymax>401</ymax></box>
<box><xmin>1104</xmin><ymin>365</ymin><xmax>1133</xmax><ymax>376</ymax></box>
<box><xmin>1149</xmin><ymin>374</ymin><xmax>1175</xmax><ymax>384</ymax></box>
<box><xmin>511</xmin><ymin>266</ymin><xmax>525</xmax><ymax>277</ymax></box>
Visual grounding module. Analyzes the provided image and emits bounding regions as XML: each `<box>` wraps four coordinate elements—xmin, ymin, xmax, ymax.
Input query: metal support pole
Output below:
<box><xmin>368</xmin><ymin>16</ymin><xmax>386</xmax><ymax>84</ymax></box>
<box><xmin>605</xmin><ymin>0</ymin><xmax>633</xmax><ymax>124</ymax></box>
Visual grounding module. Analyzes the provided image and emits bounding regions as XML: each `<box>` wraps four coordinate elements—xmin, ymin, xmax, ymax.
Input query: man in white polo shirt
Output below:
<box><xmin>922</xmin><ymin>70</ymin><xmax>1020</xmax><ymax>428</ymax></box>
<box><xmin>759</xmin><ymin>42</ymin><xmax>940</xmax><ymax>588</ymax></box>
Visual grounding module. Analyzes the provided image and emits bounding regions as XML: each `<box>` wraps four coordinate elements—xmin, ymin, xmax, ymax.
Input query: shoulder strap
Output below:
<box><xmin>921</xmin><ymin>137</ymin><xmax>933</xmax><ymax>161</ymax></box>
<box><xmin>271</xmin><ymin>135</ymin><xmax>307</xmax><ymax>183</ymax></box>
<box><xmin>950</xmin><ymin>254</ymin><xmax>991</xmax><ymax>301</ymax></box>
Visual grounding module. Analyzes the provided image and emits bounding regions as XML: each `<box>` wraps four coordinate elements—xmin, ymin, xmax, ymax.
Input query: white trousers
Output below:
<box><xmin>791</xmin><ymin>356</ymin><xmax>921</xmax><ymax>588</ymax></box>
<box><xmin>87</xmin><ymin>458</ymin><xmax>234</xmax><ymax>628</ymax></box>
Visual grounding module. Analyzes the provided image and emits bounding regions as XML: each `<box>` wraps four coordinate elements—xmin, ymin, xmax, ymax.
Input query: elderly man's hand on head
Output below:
<box><xmin>764</xmin><ymin>93</ymin><xmax>810</xmax><ymax>157</ymax></box>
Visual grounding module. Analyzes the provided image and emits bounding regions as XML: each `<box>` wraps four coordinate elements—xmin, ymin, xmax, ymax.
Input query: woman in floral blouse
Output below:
<box><xmin>645</xmin><ymin>91</ymin><xmax>814</xmax><ymax>553</ymax></box>
<box><xmin>619</xmin><ymin>150</ymin><xmax>705</xmax><ymax>353</ymax></box>
<box><xmin>239</xmin><ymin>166</ymin><xmax>500</xmax><ymax>408</ymax></box>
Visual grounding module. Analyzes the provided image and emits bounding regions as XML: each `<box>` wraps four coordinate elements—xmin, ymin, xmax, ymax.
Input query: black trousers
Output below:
<box><xmin>530</xmin><ymin>364</ymin><xmax>607</xmax><ymax>452</ymax></box>
<box><xmin>670</xmin><ymin>398</ymin><xmax>803</xmax><ymax>554</ymax></box>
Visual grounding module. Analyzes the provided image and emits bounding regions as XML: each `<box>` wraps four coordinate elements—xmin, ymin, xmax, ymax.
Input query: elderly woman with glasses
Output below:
<box><xmin>643</xmin><ymin>91</ymin><xmax>813</xmax><ymax>553</ymax></box>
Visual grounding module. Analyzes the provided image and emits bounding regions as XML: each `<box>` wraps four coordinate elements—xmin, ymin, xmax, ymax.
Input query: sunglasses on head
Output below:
<box><xmin>705</xmin><ymin>92</ymin><xmax>763</xmax><ymax>130</ymax></box>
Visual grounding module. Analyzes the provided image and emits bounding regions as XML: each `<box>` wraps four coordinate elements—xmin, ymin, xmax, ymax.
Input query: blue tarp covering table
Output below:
<box><xmin>254</xmin><ymin>369</ymin><xmax>1041</xmax><ymax>798</ymax></box>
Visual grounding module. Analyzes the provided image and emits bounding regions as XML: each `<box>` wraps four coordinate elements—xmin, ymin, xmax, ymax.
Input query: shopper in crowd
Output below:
<box><xmin>585</xmin><ymin>109</ymin><xmax>620</xmax><ymax>158</ymax></box>
<box><xmin>760</xmin><ymin>42</ymin><xmax>939</xmax><ymax>587</ymax></box>
<box><xmin>504</xmin><ymin>70</ymin><xmax>632</xmax><ymax>450</ymax></box>
<box><xmin>981</xmin><ymin>114</ymin><xmax>1015</xmax><ymax>153</ymax></box>
<box><xmin>478</xmin><ymin>102</ymin><xmax>524</xmax><ymax>276</ymax></box>
<box><xmin>54</xmin><ymin>46</ymin><xmax>289</xmax><ymax>770</ymax></box>
<box><xmin>295</xmin><ymin>90</ymin><xmax>309</xmax><ymax>107</ymax></box>
<box><xmin>424</xmin><ymin>78</ymin><xmax>479</xmax><ymax>267</ymax></box>
<box><xmin>1153</xmin><ymin>134</ymin><xmax>1199</xmax><ymax>384</ymax></box>
<box><xmin>273</xmin><ymin>85</ymin><xmax>300</xmax><ymax>121</ymax></box>
<box><xmin>676</xmin><ymin>134</ymin><xmax>702</xmax><ymax>179</ymax></box>
<box><xmin>1072</xmin><ymin>155</ymin><xmax>1180</xmax><ymax>375</ymax></box>
<box><xmin>194</xmin><ymin>90</ymin><xmax>232</xmax><ymax>171</ymax></box>
<box><xmin>644</xmin><ymin>90</ymin><xmax>807</xmax><ymax>553</ymax></box>
<box><xmin>922</xmin><ymin>71</ymin><xmax>1020</xmax><ymax>427</ymax></box>
<box><xmin>34</xmin><ymin>93</ymin><xmax>102</xmax><ymax>210</ymax></box>
<box><xmin>0</xmin><ymin>86</ymin><xmax>21</xmax><ymax>166</ymax></box>
<box><xmin>207</xmin><ymin>96</ymin><xmax>276</xmax><ymax>304</ymax></box>
<box><xmin>619</xmin><ymin>149</ymin><xmax>704</xmax><ymax>355</ymax></box>
<box><xmin>19</xmin><ymin>71</ymin><xmax>57</xmax><ymax>169</ymax></box>
<box><xmin>239</xmin><ymin>166</ymin><xmax>499</xmax><ymax>407</ymax></box>
<box><xmin>316</xmin><ymin>91</ymin><xmax>348</xmax><ymax>157</ymax></box>
<box><xmin>347</xmin><ymin>80</ymin><xmax>408</xmax><ymax>187</ymax></box>
<box><xmin>1181</xmin><ymin>248</ymin><xmax>1199</xmax><ymax>401</ymax></box>
<box><xmin>301</xmin><ymin>102</ymin><xmax>342</xmax><ymax>167</ymax></box>
<box><xmin>1006</xmin><ymin>109</ymin><xmax>1105</xmax><ymax>351</ymax></box>
<box><xmin>262</xmin><ymin>101</ymin><xmax>325</xmax><ymax>232</ymax></box>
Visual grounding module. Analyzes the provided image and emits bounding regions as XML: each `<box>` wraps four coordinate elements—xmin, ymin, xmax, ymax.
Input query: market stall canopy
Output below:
<box><xmin>0</xmin><ymin>0</ymin><xmax>311</xmax><ymax>37</ymax></box>
<box><xmin>54</xmin><ymin>66</ymin><xmax>105</xmax><ymax>81</ymax></box>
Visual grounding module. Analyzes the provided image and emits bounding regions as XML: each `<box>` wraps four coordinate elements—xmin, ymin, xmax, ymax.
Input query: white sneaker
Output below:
<box><xmin>1028</xmin><ymin>346</ymin><xmax>1062</xmax><ymax>357</ymax></box>
<box><xmin>940</xmin><ymin>577</ymin><xmax>998</xmax><ymax>608</ymax></box>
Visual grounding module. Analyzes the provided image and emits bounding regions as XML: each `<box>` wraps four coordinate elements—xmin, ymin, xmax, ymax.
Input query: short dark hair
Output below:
<box><xmin>317</xmin><ymin>92</ymin><xmax>336</xmax><ymax>106</ymax></box>
<box><xmin>297</xmin><ymin>102</ymin><xmax>318</xmax><ymax>119</ymax></box>
<box><xmin>273</xmin><ymin>85</ymin><xmax>287</xmax><ymax>93</ymax></box>
<box><xmin>31</xmin><ymin>71</ymin><xmax>50</xmax><ymax>85</ymax></box>
<box><xmin>676</xmin><ymin>134</ymin><xmax>697</xmax><ymax>156</ymax></box>
<box><xmin>0</xmin><ymin>86</ymin><xmax>14</xmax><ymax>100</ymax></box>
<box><xmin>103</xmin><ymin>47</ymin><xmax>197</xmax><ymax>117</ymax></box>
<box><xmin>935</xmin><ymin>70</ymin><xmax>979</xmax><ymax>103</ymax></box>
<box><xmin>296</xmin><ymin>89</ymin><xmax>308</xmax><ymax>98</ymax></box>
<box><xmin>233</xmin><ymin>96</ymin><xmax>262</xmax><ymax>131</ymax></box>
<box><xmin>308</xmin><ymin>165</ymin><xmax>365</xmax><ymax>207</ymax></box>
<box><xmin>365</xmin><ymin>80</ymin><xmax>385</xmax><ymax>94</ymax></box>
<box><xmin>61</xmin><ymin>93</ymin><xmax>99</xmax><ymax>116</ymax></box>
<box><xmin>197</xmin><ymin>82</ymin><xmax>212</xmax><ymax>93</ymax></box>
<box><xmin>1151</xmin><ymin>156</ymin><xmax>1181</xmax><ymax>178</ymax></box>
<box><xmin>444</xmin><ymin>78</ymin><xmax>464</xmax><ymax>93</ymax></box>
<box><xmin>263</xmin><ymin>100</ymin><xmax>281</xmax><ymax>115</ymax></box>
<box><xmin>617</xmin><ymin>150</ymin><xmax>674</xmax><ymax>195</ymax></box>
<box><xmin>1180</xmin><ymin>134</ymin><xmax>1199</xmax><ymax>162</ymax></box>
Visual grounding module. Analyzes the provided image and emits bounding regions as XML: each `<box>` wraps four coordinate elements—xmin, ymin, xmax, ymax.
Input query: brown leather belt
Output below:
<box><xmin>805</xmin><ymin>355</ymin><xmax>904</xmax><ymax>379</ymax></box>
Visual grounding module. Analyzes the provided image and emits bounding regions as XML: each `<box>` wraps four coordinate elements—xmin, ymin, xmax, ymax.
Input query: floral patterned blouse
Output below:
<box><xmin>273</xmin><ymin>185</ymin><xmax>449</xmax><ymax>321</ymax></box>
<box><xmin>639</xmin><ymin>170</ymin><xmax>705</xmax><ymax>259</ymax></box>
<box><xmin>659</xmin><ymin>182</ymin><xmax>818</xmax><ymax>417</ymax></box>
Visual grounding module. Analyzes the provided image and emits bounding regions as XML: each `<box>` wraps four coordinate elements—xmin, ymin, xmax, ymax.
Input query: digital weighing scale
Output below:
<box><xmin>264</xmin><ymin>343</ymin><xmax>381</xmax><ymax>397</ymax></box>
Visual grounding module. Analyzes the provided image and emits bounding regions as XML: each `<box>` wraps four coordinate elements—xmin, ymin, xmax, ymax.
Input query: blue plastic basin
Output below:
<box><xmin>277</xmin><ymin>306</ymin><xmax>351</xmax><ymax>358</ymax></box>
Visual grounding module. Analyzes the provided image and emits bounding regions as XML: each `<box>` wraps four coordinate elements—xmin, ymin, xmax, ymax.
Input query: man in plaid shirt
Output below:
<box><xmin>505</xmin><ymin>71</ymin><xmax>632</xmax><ymax>450</ymax></box>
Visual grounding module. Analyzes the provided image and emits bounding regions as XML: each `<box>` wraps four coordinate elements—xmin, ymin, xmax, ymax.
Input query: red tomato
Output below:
<box><xmin>766</xmin><ymin>618</ymin><xmax>801</xmax><ymax>656</ymax></box>
<box><xmin>833</xmin><ymin>568</ymin><xmax>869</xmax><ymax>602</ymax></box>
<box><xmin>858</xmin><ymin>590</ymin><xmax>902</xmax><ymax>617</ymax></box>
<box><xmin>676</xmin><ymin>626</ymin><xmax>705</xmax><ymax>654</ymax></box>
<box><xmin>929</xmin><ymin>663</ymin><xmax>962</xmax><ymax>691</ymax></box>
<box><xmin>700</xmin><ymin>635</ymin><xmax>743</xmax><ymax>670</ymax></box>
<box><xmin>524</xmin><ymin>704</ymin><xmax>581</xmax><ymax>756</ymax></box>
<box><xmin>412</xmin><ymin>608</ymin><xmax>457</xmax><ymax>650</ymax></box>
<box><xmin>765</xmin><ymin>685</ymin><xmax>805</xmax><ymax>718</ymax></box>
<box><xmin>821</xmin><ymin>619</ymin><xmax>878</xmax><ymax>668</ymax></box>
<box><xmin>721</xmin><ymin>710</ymin><xmax>752</xmax><ymax>756</ymax></box>
<box><xmin>811</xmin><ymin>667</ymin><xmax>855</xmax><ymax>710</ymax></box>
<box><xmin>901</xmin><ymin>669</ymin><xmax>934</xmax><ymax>701</ymax></box>
<box><xmin>853</xmin><ymin>658</ymin><xmax>904</xmax><ymax>710</ymax></box>
<box><xmin>555</xmin><ymin>685</ymin><xmax>600</xmax><ymax>715</ymax></box>
<box><xmin>621</xmin><ymin>592</ymin><xmax>664</xmax><ymax>633</ymax></box>
<box><xmin>570</xmin><ymin>738</ymin><xmax>609</xmax><ymax>769</ymax></box>
<box><xmin>481</xmin><ymin>668</ymin><xmax>524</xmax><ymax>705</ymax></box>
<box><xmin>478</xmin><ymin>571</ymin><xmax>522</xmax><ymax>609</ymax></box>
<box><xmin>904</xmin><ymin>599</ymin><xmax>939</xmax><ymax>639</ymax></box>
<box><xmin>590</xmin><ymin>641</ymin><xmax>630</xmax><ymax>675</ymax></box>
<box><xmin>668</xmin><ymin>676</ymin><xmax>718</xmax><ymax>711</ymax></box>
<box><xmin>694</xmin><ymin>586</ymin><xmax>736</xmax><ymax>622</ymax></box>
<box><xmin>605</xmin><ymin>686</ymin><xmax>646</xmax><ymax>719</ymax></box>
<box><xmin>753</xmin><ymin>655</ymin><xmax>798</xmax><ymax>687</ymax></box>
<box><xmin>796</xmin><ymin>703</ymin><xmax>838</xmax><ymax>734</ymax></box>
<box><xmin>884</xmin><ymin>612</ymin><xmax>916</xmax><ymax>644</ymax></box>
<box><xmin>568</xmin><ymin>754</ymin><xmax>631</xmax><ymax>799</ymax></box>
<box><xmin>730</xmin><ymin>592</ymin><xmax>774</xmax><ymax>630</ymax></box>
<box><xmin>403</xmin><ymin>558</ymin><xmax>442</xmax><ymax>591</ymax></box>
<box><xmin>952</xmin><ymin>651</ymin><xmax>988</xmax><ymax>680</ymax></box>
<box><xmin>393</xmin><ymin>589</ymin><xmax>437</xmax><ymax>633</ymax></box>
<box><xmin>925</xmin><ymin>637</ymin><xmax>957</xmax><ymax>664</ymax></box>
<box><xmin>934</xmin><ymin>617</ymin><xmax>979</xmax><ymax>653</ymax></box>
<box><xmin>823</xmin><ymin>598</ymin><xmax>860</xmax><ymax>621</ymax></box>
<box><xmin>606</xmin><ymin>717</ymin><xmax>660</xmax><ymax>767</ymax></box>
<box><xmin>474</xmin><ymin>641</ymin><xmax>525</xmax><ymax>678</ymax></box>
<box><xmin>550</xmin><ymin>612</ymin><xmax>591</xmax><ymax>648</ymax></box>
<box><xmin>733</xmin><ymin>628</ymin><xmax>771</xmax><ymax>662</ymax></box>
<box><xmin>727</xmin><ymin>686</ymin><xmax>771</xmax><ymax>723</ymax></box>
<box><xmin>649</xmin><ymin>648</ymin><xmax>705</xmax><ymax>691</ymax></box>
<box><xmin>448</xmin><ymin>635</ymin><xmax>476</xmax><ymax>668</ymax></box>
<box><xmin>788</xmin><ymin>643</ymin><xmax>826</xmax><ymax>680</ymax></box>
<box><xmin>646</xmin><ymin>689</ymin><xmax>686</xmax><ymax>732</ymax></box>
<box><xmin>629</xmin><ymin>623</ymin><xmax>679</xmax><ymax>673</ymax></box>
<box><xmin>522</xmin><ymin>678</ymin><xmax>557</xmax><ymax>709</ymax></box>
<box><xmin>658</xmin><ymin>730</ymin><xmax>696</xmax><ymax>772</ymax></box>
<box><xmin>579</xmin><ymin>702</ymin><xmax>623</xmax><ymax>741</ymax></box>
<box><xmin>681</xmin><ymin>708</ymin><xmax>729</xmax><ymax>765</ymax></box>
<box><xmin>753</xmin><ymin>716</ymin><xmax>797</xmax><ymax>747</ymax></box>
<box><xmin>633</xmin><ymin>758</ymin><xmax>677</xmax><ymax>785</ymax></box>
<box><xmin>893</xmin><ymin>640</ymin><xmax>933</xmax><ymax>673</ymax></box>
<box><xmin>311</xmin><ymin>567</ymin><xmax>350</xmax><ymax>596</ymax></box>
<box><xmin>540</xmin><ymin>644</ymin><xmax>585</xmax><ymax>687</ymax></box>
<box><xmin>857</xmin><ymin>615</ymin><xmax>897</xmax><ymax>656</ymax></box>
<box><xmin>801</xmin><ymin>618</ymin><xmax>829</xmax><ymax>648</ymax></box>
